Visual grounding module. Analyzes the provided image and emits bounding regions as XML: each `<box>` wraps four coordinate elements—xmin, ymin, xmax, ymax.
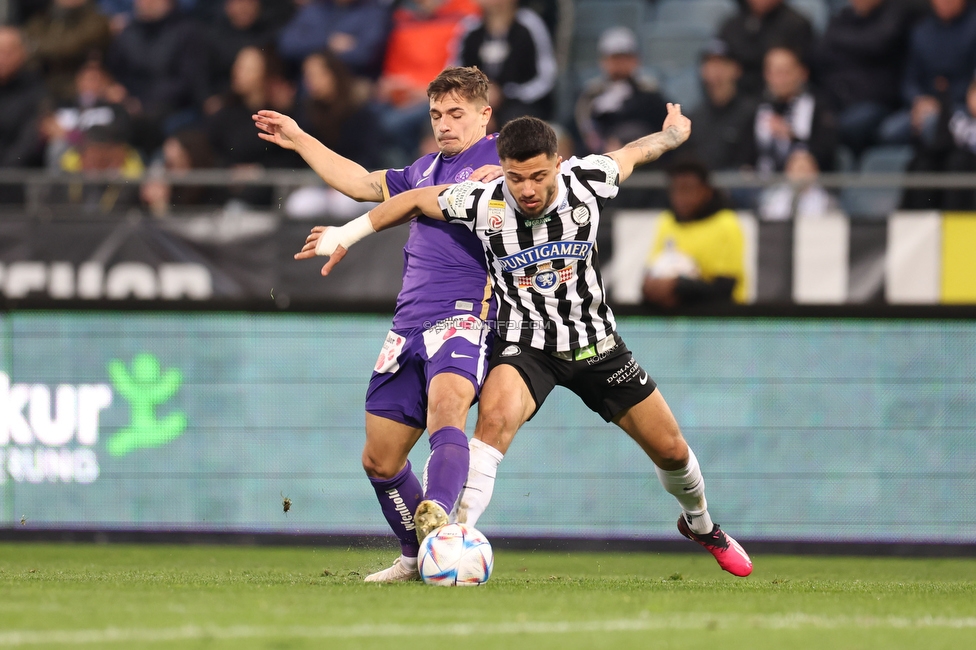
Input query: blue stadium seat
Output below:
<box><xmin>571</xmin><ymin>0</ymin><xmax>646</xmax><ymax>69</ymax></box>
<box><xmin>661</xmin><ymin>66</ymin><xmax>703</xmax><ymax>111</ymax></box>
<box><xmin>788</xmin><ymin>0</ymin><xmax>830</xmax><ymax>33</ymax></box>
<box><xmin>840</xmin><ymin>146</ymin><xmax>915</xmax><ymax>219</ymax></box>
<box><xmin>642</xmin><ymin>25</ymin><xmax>712</xmax><ymax>72</ymax></box>
<box><xmin>654</xmin><ymin>0</ymin><xmax>738</xmax><ymax>33</ymax></box>
<box><xmin>835</xmin><ymin>146</ymin><xmax>856</xmax><ymax>173</ymax></box>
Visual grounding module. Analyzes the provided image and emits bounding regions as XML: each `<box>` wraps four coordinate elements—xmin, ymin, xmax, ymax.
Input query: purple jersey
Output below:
<box><xmin>382</xmin><ymin>136</ymin><xmax>499</xmax><ymax>329</ymax></box>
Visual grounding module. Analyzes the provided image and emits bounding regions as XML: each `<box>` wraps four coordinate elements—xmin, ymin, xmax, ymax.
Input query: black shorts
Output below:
<box><xmin>488</xmin><ymin>333</ymin><xmax>658</xmax><ymax>422</ymax></box>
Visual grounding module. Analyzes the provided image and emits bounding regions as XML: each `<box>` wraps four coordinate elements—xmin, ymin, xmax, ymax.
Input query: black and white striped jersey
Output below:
<box><xmin>437</xmin><ymin>154</ymin><xmax>620</xmax><ymax>353</ymax></box>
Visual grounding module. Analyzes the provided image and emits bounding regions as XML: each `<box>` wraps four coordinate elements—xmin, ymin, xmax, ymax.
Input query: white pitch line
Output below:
<box><xmin>1</xmin><ymin>615</ymin><xmax>976</xmax><ymax>646</ymax></box>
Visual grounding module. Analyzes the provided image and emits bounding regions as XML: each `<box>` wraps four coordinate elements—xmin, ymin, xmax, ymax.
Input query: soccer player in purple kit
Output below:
<box><xmin>254</xmin><ymin>67</ymin><xmax>500</xmax><ymax>582</ymax></box>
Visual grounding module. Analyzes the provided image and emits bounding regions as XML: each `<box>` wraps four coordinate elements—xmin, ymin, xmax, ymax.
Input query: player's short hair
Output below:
<box><xmin>427</xmin><ymin>67</ymin><xmax>490</xmax><ymax>106</ymax></box>
<box><xmin>496</xmin><ymin>116</ymin><xmax>558</xmax><ymax>162</ymax></box>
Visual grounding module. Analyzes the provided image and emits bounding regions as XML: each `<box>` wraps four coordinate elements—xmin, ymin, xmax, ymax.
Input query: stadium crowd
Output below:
<box><xmin>1</xmin><ymin>0</ymin><xmax>976</xmax><ymax>214</ymax></box>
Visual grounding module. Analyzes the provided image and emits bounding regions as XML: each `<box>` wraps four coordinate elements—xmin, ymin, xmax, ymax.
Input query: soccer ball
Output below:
<box><xmin>418</xmin><ymin>523</ymin><xmax>493</xmax><ymax>586</ymax></box>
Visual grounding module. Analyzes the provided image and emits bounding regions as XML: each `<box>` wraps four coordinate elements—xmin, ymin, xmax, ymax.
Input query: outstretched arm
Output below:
<box><xmin>606</xmin><ymin>103</ymin><xmax>692</xmax><ymax>184</ymax></box>
<box><xmin>253</xmin><ymin>110</ymin><xmax>387</xmax><ymax>202</ymax></box>
<box><xmin>294</xmin><ymin>185</ymin><xmax>450</xmax><ymax>276</ymax></box>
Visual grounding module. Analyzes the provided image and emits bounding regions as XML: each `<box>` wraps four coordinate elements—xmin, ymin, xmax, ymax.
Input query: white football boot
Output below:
<box><xmin>363</xmin><ymin>556</ymin><xmax>420</xmax><ymax>583</ymax></box>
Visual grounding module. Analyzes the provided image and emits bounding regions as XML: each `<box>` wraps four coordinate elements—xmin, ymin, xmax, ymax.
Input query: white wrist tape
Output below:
<box><xmin>315</xmin><ymin>213</ymin><xmax>376</xmax><ymax>256</ymax></box>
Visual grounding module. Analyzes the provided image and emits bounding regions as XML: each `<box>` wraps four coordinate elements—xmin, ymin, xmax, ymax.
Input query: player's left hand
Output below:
<box><xmin>662</xmin><ymin>103</ymin><xmax>691</xmax><ymax>148</ymax></box>
<box><xmin>294</xmin><ymin>226</ymin><xmax>348</xmax><ymax>276</ymax></box>
<box><xmin>469</xmin><ymin>165</ymin><xmax>503</xmax><ymax>182</ymax></box>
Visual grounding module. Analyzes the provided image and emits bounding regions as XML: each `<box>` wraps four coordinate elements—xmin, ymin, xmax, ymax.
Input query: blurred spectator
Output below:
<box><xmin>207</xmin><ymin>46</ymin><xmax>298</xmax><ymax>167</ymax></box>
<box><xmin>686</xmin><ymin>39</ymin><xmax>757</xmax><ymax>171</ymax></box>
<box><xmin>296</xmin><ymin>50</ymin><xmax>379</xmax><ymax>169</ymax></box>
<box><xmin>107</xmin><ymin>0</ymin><xmax>210</xmax><ymax>147</ymax></box>
<box><xmin>141</xmin><ymin>129</ymin><xmax>225</xmax><ymax>215</ymax></box>
<box><xmin>207</xmin><ymin>46</ymin><xmax>299</xmax><ymax>203</ymax></box>
<box><xmin>814</xmin><ymin>0</ymin><xmax>917</xmax><ymax>155</ymax></box>
<box><xmin>574</xmin><ymin>26</ymin><xmax>669</xmax><ymax>155</ymax></box>
<box><xmin>23</xmin><ymin>0</ymin><xmax>113</xmax><ymax>101</ymax></box>
<box><xmin>903</xmin><ymin>78</ymin><xmax>976</xmax><ymax>210</ymax></box>
<box><xmin>38</xmin><ymin>58</ymin><xmax>130</xmax><ymax>169</ymax></box>
<box><xmin>261</xmin><ymin>1</ymin><xmax>299</xmax><ymax>30</ymax></box>
<box><xmin>758</xmin><ymin>148</ymin><xmax>835</xmax><ymax>220</ymax></box>
<box><xmin>55</xmin><ymin>121</ymin><xmax>144</xmax><ymax>214</ymax></box>
<box><xmin>718</xmin><ymin>0</ymin><xmax>814</xmax><ymax>97</ymax></box>
<box><xmin>98</xmin><ymin>0</ymin><xmax>198</xmax><ymax>32</ymax></box>
<box><xmin>880</xmin><ymin>0</ymin><xmax>976</xmax><ymax>146</ymax></box>
<box><xmin>550</xmin><ymin>120</ymin><xmax>574</xmax><ymax>160</ymax></box>
<box><xmin>374</xmin><ymin>0</ymin><xmax>480</xmax><ymax>163</ymax></box>
<box><xmin>9</xmin><ymin>0</ymin><xmax>54</xmax><ymax>24</ymax></box>
<box><xmin>519</xmin><ymin>0</ymin><xmax>559</xmax><ymax>36</ymax></box>
<box><xmin>747</xmin><ymin>47</ymin><xmax>837</xmax><ymax>173</ymax></box>
<box><xmin>642</xmin><ymin>160</ymin><xmax>746</xmax><ymax>308</ymax></box>
<box><xmin>206</xmin><ymin>0</ymin><xmax>275</xmax><ymax>107</ymax></box>
<box><xmin>937</xmin><ymin>79</ymin><xmax>976</xmax><ymax>209</ymax></box>
<box><xmin>0</xmin><ymin>26</ymin><xmax>45</xmax><ymax>168</ymax></box>
<box><xmin>457</xmin><ymin>0</ymin><xmax>556</xmax><ymax>126</ymax></box>
<box><xmin>277</xmin><ymin>0</ymin><xmax>392</xmax><ymax>80</ymax></box>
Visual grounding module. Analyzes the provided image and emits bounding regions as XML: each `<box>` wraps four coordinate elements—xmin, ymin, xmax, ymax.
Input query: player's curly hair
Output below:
<box><xmin>427</xmin><ymin>66</ymin><xmax>490</xmax><ymax>106</ymax></box>
<box><xmin>496</xmin><ymin>116</ymin><xmax>558</xmax><ymax>162</ymax></box>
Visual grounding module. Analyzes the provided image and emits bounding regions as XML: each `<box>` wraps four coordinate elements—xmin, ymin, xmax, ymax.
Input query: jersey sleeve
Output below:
<box><xmin>571</xmin><ymin>154</ymin><xmax>621</xmax><ymax>201</ymax></box>
<box><xmin>382</xmin><ymin>166</ymin><xmax>413</xmax><ymax>199</ymax></box>
<box><xmin>436</xmin><ymin>180</ymin><xmax>486</xmax><ymax>231</ymax></box>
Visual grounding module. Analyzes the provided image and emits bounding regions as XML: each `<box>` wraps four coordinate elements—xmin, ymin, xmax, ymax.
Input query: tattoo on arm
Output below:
<box><xmin>624</xmin><ymin>128</ymin><xmax>683</xmax><ymax>166</ymax></box>
<box><xmin>368</xmin><ymin>181</ymin><xmax>384</xmax><ymax>201</ymax></box>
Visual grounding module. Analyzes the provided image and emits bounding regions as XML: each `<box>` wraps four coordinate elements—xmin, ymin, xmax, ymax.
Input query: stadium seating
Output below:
<box><xmin>570</xmin><ymin>0</ymin><xmax>646</xmax><ymax>69</ymax></box>
<box><xmin>661</xmin><ymin>66</ymin><xmax>704</xmax><ymax>111</ymax></box>
<box><xmin>840</xmin><ymin>145</ymin><xmax>915</xmax><ymax>219</ymax></box>
<box><xmin>642</xmin><ymin>25</ymin><xmax>712</xmax><ymax>72</ymax></box>
<box><xmin>654</xmin><ymin>0</ymin><xmax>738</xmax><ymax>34</ymax></box>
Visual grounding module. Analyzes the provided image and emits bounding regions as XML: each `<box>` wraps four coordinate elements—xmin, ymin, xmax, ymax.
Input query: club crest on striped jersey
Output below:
<box><xmin>571</xmin><ymin>205</ymin><xmax>590</xmax><ymax>226</ymax></box>
<box><xmin>532</xmin><ymin>269</ymin><xmax>559</xmax><ymax>293</ymax></box>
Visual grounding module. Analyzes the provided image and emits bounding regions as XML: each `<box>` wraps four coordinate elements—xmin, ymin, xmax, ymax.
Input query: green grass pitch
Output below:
<box><xmin>1</xmin><ymin>543</ymin><xmax>975</xmax><ymax>649</ymax></box>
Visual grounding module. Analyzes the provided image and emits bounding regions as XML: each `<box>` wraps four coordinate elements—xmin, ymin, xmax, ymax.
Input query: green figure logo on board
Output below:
<box><xmin>106</xmin><ymin>353</ymin><xmax>187</xmax><ymax>457</ymax></box>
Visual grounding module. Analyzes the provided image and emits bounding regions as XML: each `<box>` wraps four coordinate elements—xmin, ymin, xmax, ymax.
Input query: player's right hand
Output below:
<box><xmin>294</xmin><ymin>226</ymin><xmax>347</xmax><ymax>276</ymax></box>
<box><xmin>253</xmin><ymin>110</ymin><xmax>302</xmax><ymax>151</ymax></box>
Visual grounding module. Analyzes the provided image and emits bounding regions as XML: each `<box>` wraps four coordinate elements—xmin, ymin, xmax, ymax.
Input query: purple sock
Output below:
<box><xmin>425</xmin><ymin>426</ymin><xmax>469</xmax><ymax>512</ymax></box>
<box><xmin>368</xmin><ymin>461</ymin><xmax>423</xmax><ymax>557</ymax></box>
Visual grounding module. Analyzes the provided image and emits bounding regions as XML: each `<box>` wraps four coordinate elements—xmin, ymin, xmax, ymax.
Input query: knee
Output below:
<box><xmin>655</xmin><ymin>437</ymin><xmax>690</xmax><ymax>471</ymax></box>
<box><xmin>474</xmin><ymin>406</ymin><xmax>520</xmax><ymax>451</ymax></box>
<box><xmin>361</xmin><ymin>448</ymin><xmax>401</xmax><ymax>480</ymax></box>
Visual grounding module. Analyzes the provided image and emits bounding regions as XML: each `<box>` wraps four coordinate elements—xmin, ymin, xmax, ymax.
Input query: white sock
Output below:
<box><xmin>654</xmin><ymin>447</ymin><xmax>714</xmax><ymax>534</ymax></box>
<box><xmin>450</xmin><ymin>438</ymin><xmax>504</xmax><ymax>528</ymax></box>
<box><xmin>399</xmin><ymin>554</ymin><xmax>418</xmax><ymax>569</ymax></box>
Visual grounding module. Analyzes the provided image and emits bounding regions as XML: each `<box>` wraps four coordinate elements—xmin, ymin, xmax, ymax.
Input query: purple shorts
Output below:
<box><xmin>365</xmin><ymin>314</ymin><xmax>494</xmax><ymax>430</ymax></box>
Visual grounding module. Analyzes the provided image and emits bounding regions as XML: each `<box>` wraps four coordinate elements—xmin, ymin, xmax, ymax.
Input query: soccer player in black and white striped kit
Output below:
<box><xmin>299</xmin><ymin>105</ymin><xmax>753</xmax><ymax>576</ymax></box>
